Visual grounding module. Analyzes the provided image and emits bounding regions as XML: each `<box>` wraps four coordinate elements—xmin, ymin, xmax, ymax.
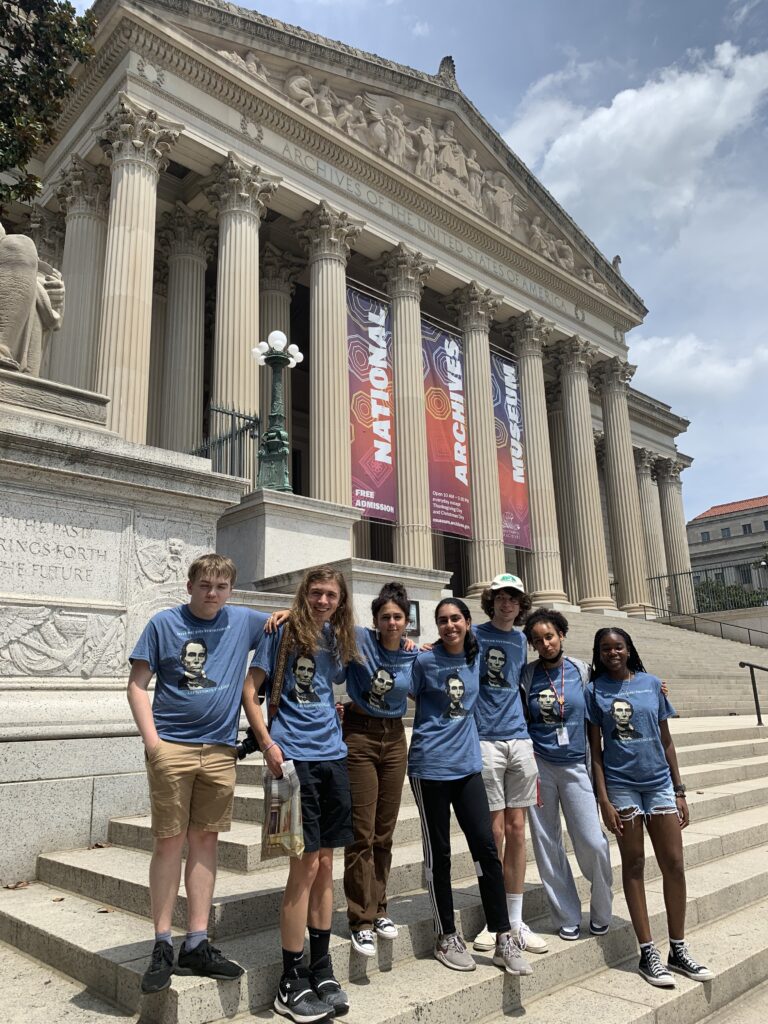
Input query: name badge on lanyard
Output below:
<box><xmin>556</xmin><ymin>726</ymin><xmax>570</xmax><ymax>746</ymax></box>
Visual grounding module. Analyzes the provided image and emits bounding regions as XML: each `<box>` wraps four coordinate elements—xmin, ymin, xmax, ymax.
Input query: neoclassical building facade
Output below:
<box><xmin>8</xmin><ymin>0</ymin><xmax>695</xmax><ymax>611</ymax></box>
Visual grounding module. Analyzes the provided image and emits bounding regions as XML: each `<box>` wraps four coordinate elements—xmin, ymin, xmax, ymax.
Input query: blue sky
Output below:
<box><xmin>85</xmin><ymin>1</ymin><xmax>768</xmax><ymax>519</ymax></box>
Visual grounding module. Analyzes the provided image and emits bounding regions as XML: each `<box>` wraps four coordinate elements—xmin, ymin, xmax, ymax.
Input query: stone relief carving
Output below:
<box><xmin>134</xmin><ymin>535</ymin><xmax>186</xmax><ymax>588</ymax></box>
<box><xmin>0</xmin><ymin>605</ymin><xmax>126</xmax><ymax>679</ymax></box>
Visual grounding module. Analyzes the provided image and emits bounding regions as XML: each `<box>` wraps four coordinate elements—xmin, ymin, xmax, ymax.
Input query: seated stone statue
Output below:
<box><xmin>0</xmin><ymin>222</ymin><xmax>65</xmax><ymax>376</ymax></box>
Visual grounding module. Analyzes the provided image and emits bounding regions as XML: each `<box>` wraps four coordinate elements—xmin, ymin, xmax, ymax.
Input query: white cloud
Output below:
<box><xmin>727</xmin><ymin>0</ymin><xmax>764</xmax><ymax>27</ymax></box>
<box><xmin>629</xmin><ymin>333</ymin><xmax>768</xmax><ymax>398</ymax></box>
<box><xmin>411</xmin><ymin>20</ymin><xmax>431</xmax><ymax>38</ymax></box>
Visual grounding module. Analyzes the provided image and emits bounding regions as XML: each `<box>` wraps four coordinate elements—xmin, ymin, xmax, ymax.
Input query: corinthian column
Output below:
<box><xmin>545</xmin><ymin>379</ymin><xmax>579</xmax><ymax>603</ymax></box>
<box><xmin>147</xmin><ymin>258</ymin><xmax>168</xmax><ymax>447</ymax></box>
<box><xmin>558</xmin><ymin>337</ymin><xmax>614</xmax><ymax>610</ymax></box>
<box><xmin>656</xmin><ymin>458</ymin><xmax>696</xmax><ymax>613</ymax></box>
<box><xmin>376</xmin><ymin>243</ymin><xmax>435</xmax><ymax>568</ymax></box>
<box><xmin>635</xmin><ymin>448</ymin><xmax>669</xmax><ymax>611</ymax></box>
<box><xmin>207</xmin><ymin>153</ymin><xmax>279</xmax><ymax>422</ymax></box>
<box><xmin>593</xmin><ymin>358</ymin><xmax>649</xmax><ymax>614</ymax></box>
<box><xmin>447</xmin><ymin>282</ymin><xmax>503</xmax><ymax>594</ymax></box>
<box><xmin>294</xmin><ymin>201</ymin><xmax>363</xmax><ymax>505</ymax></box>
<box><xmin>51</xmin><ymin>158</ymin><xmax>111</xmax><ymax>390</ymax></box>
<box><xmin>258</xmin><ymin>242</ymin><xmax>303</xmax><ymax>451</ymax></box>
<box><xmin>156</xmin><ymin>203</ymin><xmax>216</xmax><ymax>452</ymax></box>
<box><xmin>96</xmin><ymin>95</ymin><xmax>182</xmax><ymax>441</ymax></box>
<box><xmin>507</xmin><ymin>312</ymin><xmax>567</xmax><ymax>603</ymax></box>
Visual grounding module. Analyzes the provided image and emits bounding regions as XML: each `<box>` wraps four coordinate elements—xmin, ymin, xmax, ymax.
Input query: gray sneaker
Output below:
<box><xmin>493</xmin><ymin>929</ymin><xmax>533</xmax><ymax>976</ymax></box>
<box><xmin>434</xmin><ymin>932</ymin><xmax>476</xmax><ymax>972</ymax></box>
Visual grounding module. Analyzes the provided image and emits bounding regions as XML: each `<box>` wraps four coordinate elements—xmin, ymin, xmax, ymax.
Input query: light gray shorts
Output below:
<box><xmin>480</xmin><ymin>738</ymin><xmax>538</xmax><ymax>811</ymax></box>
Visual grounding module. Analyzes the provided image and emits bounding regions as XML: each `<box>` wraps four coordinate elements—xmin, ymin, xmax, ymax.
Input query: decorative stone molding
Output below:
<box><xmin>98</xmin><ymin>93</ymin><xmax>181</xmax><ymax>172</ymax></box>
<box><xmin>374</xmin><ymin>243</ymin><xmax>434</xmax><ymax>300</ymax></box>
<box><xmin>157</xmin><ymin>202</ymin><xmax>216</xmax><ymax>262</ymax></box>
<box><xmin>206</xmin><ymin>152</ymin><xmax>280</xmax><ymax>218</ymax></box>
<box><xmin>656</xmin><ymin>457</ymin><xmax>685</xmax><ymax>484</ymax></box>
<box><xmin>633</xmin><ymin>446</ymin><xmax>658</xmax><ymax>476</ymax></box>
<box><xmin>0</xmin><ymin>605</ymin><xmax>127</xmax><ymax>680</ymax></box>
<box><xmin>557</xmin><ymin>335</ymin><xmax>598</xmax><ymax>375</ymax></box>
<box><xmin>153</xmin><ymin>253</ymin><xmax>169</xmax><ymax>298</ymax></box>
<box><xmin>136</xmin><ymin>57</ymin><xmax>165</xmax><ymax>86</ymax></box>
<box><xmin>259</xmin><ymin>241</ymin><xmax>303</xmax><ymax>293</ymax></box>
<box><xmin>56</xmin><ymin>156</ymin><xmax>111</xmax><ymax>219</ymax></box>
<box><xmin>293</xmin><ymin>199</ymin><xmax>363</xmax><ymax>263</ymax></box>
<box><xmin>592</xmin><ymin>356</ymin><xmax>636</xmax><ymax>393</ymax></box>
<box><xmin>505</xmin><ymin>309</ymin><xmax>553</xmax><ymax>358</ymax></box>
<box><xmin>447</xmin><ymin>281</ymin><xmax>501</xmax><ymax>332</ymax></box>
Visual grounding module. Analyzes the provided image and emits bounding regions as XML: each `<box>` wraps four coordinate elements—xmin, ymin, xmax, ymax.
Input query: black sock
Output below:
<box><xmin>282</xmin><ymin>948</ymin><xmax>305</xmax><ymax>975</ymax></box>
<box><xmin>308</xmin><ymin>926</ymin><xmax>331</xmax><ymax>965</ymax></box>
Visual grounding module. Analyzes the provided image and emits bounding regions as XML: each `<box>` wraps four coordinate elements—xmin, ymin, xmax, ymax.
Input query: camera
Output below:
<box><xmin>236</xmin><ymin>726</ymin><xmax>260</xmax><ymax>760</ymax></box>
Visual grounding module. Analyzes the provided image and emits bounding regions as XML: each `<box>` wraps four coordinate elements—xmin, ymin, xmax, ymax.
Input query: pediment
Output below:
<box><xmin>93</xmin><ymin>0</ymin><xmax>643</xmax><ymax>314</ymax></box>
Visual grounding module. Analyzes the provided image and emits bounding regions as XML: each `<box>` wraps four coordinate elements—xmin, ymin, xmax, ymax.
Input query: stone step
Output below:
<box><xmin>4</xmin><ymin>839</ymin><xmax>768</xmax><ymax>1024</ymax></box>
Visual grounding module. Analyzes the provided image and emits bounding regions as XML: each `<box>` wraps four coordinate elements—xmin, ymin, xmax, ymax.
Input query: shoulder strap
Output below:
<box><xmin>564</xmin><ymin>656</ymin><xmax>591</xmax><ymax>688</ymax></box>
<box><xmin>268</xmin><ymin>628</ymin><xmax>293</xmax><ymax>722</ymax></box>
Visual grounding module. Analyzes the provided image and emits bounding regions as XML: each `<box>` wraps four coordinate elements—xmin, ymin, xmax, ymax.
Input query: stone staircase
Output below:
<box><xmin>1</xmin><ymin>716</ymin><xmax>768</xmax><ymax>1024</ymax></box>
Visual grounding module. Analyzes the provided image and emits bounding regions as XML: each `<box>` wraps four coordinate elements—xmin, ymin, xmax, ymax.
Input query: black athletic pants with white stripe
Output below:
<box><xmin>410</xmin><ymin>772</ymin><xmax>511</xmax><ymax>937</ymax></box>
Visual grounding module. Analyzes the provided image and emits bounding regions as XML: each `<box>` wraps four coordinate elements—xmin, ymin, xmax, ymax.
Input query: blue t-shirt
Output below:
<box><xmin>586</xmin><ymin>671</ymin><xmax>676</xmax><ymax>792</ymax></box>
<box><xmin>254</xmin><ymin>624</ymin><xmax>346</xmax><ymax>761</ymax></box>
<box><xmin>408</xmin><ymin>647</ymin><xmax>482</xmax><ymax>780</ymax></box>
<box><xmin>130</xmin><ymin>604</ymin><xmax>268</xmax><ymax>746</ymax></box>
<box><xmin>527</xmin><ymin>659</ymin><xmax>587</xmax><ymax>764</ymax></box>
<box><xmin>345</xmin><ymin>626</ymin><xmax>415</xmax><ymax>718</ymax></box>
<box><xmin>473</xmin><ymin>622</ymin><xmax>528</xmax><ymax>741</ymax></box>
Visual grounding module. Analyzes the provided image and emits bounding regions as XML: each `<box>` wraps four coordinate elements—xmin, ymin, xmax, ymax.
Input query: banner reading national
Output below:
<box><xmin>346</xmin><ymin>286</ymin><xmax>397</xmax><ymax>521</ymax></box>
<box><xmin>490</xmin><ymin>352</ymin><xmax>531</xmax><ymax>549</ymax></box>
<box><xmin>421</xmin><ymin>320</ymin><xmax>472</xmax><ymax>538</ymax></box>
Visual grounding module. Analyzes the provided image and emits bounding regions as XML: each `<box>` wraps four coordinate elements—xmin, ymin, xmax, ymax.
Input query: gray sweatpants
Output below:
<box><xmin>528</xmin><ymin>757</ymin><xmax>613</xmax><ymax>931</ymax></box>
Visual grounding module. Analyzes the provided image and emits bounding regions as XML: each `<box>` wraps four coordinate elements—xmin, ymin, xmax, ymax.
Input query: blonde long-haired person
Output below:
<box><xmin>243</xmin><ymin>566</ymin><xmax>359</xmax><ymax>1023</ymax></box>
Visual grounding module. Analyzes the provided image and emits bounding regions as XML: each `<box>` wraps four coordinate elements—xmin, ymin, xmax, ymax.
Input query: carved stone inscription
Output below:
<box><xmin>0</xmin><ymin>490</ymin><xmax>130</xmax><ymax>604</ymax></box>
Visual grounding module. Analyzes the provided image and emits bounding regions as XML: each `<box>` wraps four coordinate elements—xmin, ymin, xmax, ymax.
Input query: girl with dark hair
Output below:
<box><xmin>342</xmin><ymin>582</ymin><xmax>418</xmax><ymax>957</ymax></box>
<box><xmin>587</xmin><ymin>628</ymin><xmax>713</xmax><ymax>988</ymax></box>
<box><xmin>520</xmin><ymin>610</ymin><xmax>613</xmax><ymax>942</ymax></box>
<box><xmin>408</xmin><ymin>598</ymin><xmax>532</xmax><ymax>976</ymax></box>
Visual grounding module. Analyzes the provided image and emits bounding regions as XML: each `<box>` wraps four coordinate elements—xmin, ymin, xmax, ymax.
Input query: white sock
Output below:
<box><xmin>505</xmin><ymin>893</ymin><xmax>523</xmax><ymax>928</ymax></box>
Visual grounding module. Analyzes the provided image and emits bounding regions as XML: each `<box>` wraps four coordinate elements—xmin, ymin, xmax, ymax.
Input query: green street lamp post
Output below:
<box><xmin>253</xmin><ymin>330</ymin><xmax>304</xmax><ymax>492</ymax></box>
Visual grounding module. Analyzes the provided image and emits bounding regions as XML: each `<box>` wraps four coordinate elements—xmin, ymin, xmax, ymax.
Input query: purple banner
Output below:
<box><xmin>490</xmin><ymin>352</ymin><xmax>531</xmax><ymax>548</ymax></box>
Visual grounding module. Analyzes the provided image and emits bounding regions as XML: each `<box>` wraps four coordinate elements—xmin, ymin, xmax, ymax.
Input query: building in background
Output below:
<box><xmin>687</xmin><ymin>496</ymin><xmax>768</xmax><ymax>598</ymax></box>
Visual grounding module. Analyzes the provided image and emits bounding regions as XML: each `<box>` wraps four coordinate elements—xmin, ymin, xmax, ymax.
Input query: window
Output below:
<box><xmin>715</xmin><ymin>571</ymin><xmax>724</xmax><ymax>583</ymax></box>
<box><xmin>721</xmin><ymin>527</ymin><xmax>731</xmax><ymax>539</ymax></box>
<box><xmin>693</xmin><ymin>574</ymin><xmax>701</xmax><ymax>585</ymax></box>
<box><xmin>764</xmin><ymin>520</ymin><xmax>768</xmax><ymax>531</ymax></box>
<box><xmin>738</xmin><ymin>564</ymin><xmax>752</xmax><ymax>585</ymax></box>
<box><xmin>701</xmin><ymin>531</ymin><xmax>710</xmax><ymax>543</ymax></box>
<box><xmin>743</xmin><ymin>523</ymin><xmax>753</xmax><ymax>535</ymax></box>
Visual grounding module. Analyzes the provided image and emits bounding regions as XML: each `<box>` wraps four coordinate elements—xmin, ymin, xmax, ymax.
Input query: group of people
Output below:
<box><xmin>127</xmin><ymin>555</ymin><xmax>713</xmax><ymax>1024</ymax></box>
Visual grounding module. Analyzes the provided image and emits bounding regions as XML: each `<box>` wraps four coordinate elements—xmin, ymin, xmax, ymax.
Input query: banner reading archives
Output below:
<box><xmin>490</xmin><ymin>352</ymin><xmax>531</xmax><ymax>548</ymax></box>
<box><xmin>346</xmin><ymin>286</ymin><xmax>397</xmax><ymax>521</ymax></box>
<box><xmin>421</xmin><ymin>321</ymin><xmax>472</xmax><ymax>537</ymax></box>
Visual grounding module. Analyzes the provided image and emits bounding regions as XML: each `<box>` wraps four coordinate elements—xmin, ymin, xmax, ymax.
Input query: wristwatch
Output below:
<box><xmin>673</xmin><ymin>784</ymin><xmax>687</xmax><ymax>797</ymax></box>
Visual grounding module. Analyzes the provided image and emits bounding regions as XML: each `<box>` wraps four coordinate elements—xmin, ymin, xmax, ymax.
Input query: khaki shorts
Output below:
<box><xmin>480</xmin><ymin>738</ymin><xmax>538</xmax><ymax>811</ymax></box>
<box><xmin>145</xmin><ymin>739</ymin><xmax>237</xmax><ymax>838</ymax></box>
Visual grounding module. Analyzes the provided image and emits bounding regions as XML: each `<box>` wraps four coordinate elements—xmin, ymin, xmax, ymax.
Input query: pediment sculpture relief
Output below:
<box><xmin>218</xmin><ymin>50</ymin><xmax>613</xmax><ymax>298</ymax></box>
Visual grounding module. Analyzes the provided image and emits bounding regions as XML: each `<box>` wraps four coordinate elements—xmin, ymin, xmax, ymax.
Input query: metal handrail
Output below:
<box><xmin>643</xmin><ymin>604</ymin><xmax>768</xmax><ymax>648</ymax></box>
<box><xmin>738</xmin><ymin>661</ymin><xmax>767</xmax><ymax>726</ymax></box>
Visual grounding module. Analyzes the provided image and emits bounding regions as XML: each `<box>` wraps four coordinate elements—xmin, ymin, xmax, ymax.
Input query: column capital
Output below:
<box><xmin>557</xmin><ymin>335</ymin><xmax>599</xmax><ymax>375</ymax></box>
<box><xmin>99</xmin><ymin>93</ymin><xmax>182</xmax><ymax>173</ymax></box>
<box><xmin>504</xmin><ymin>309</ymin><xmax>554</xmax><ymax>357</ymax></box>
<box><xmin>56</xmin><ymin>156</ymin><xmax>110</xmax><ymax>219</ymax></box>
<box><xmin>447</xmin><ymin>280</ymin><xmax>501</xmax><ymax>332</ymax></box>
<box><xmin>656</xmin><ymin>457</ymin><xmax>686</xmax><ymax>484</ymax></box>
<box><xmin>374</xmin><ymin>242</ymin><xmax>434</xmax><ymax>299</ymax></box>
<box><xmin>634</xmin><ymin>446</ymin><xmax>658</xmax><ymax>476</ymax></box>
<box><xmin>28</xmin><ymin>203</ymin><xmax>65</xmax><ymax>266</ymax></box>
<box><xmin>157</xmin><ymin>202</ymin><xmax>216</xmax><ymax>262</ymax></box>
<box><xmin>260</xmin><ymin>241</ymin><xmax>303</xmax><ymax>294</ymax></box>
<box><xmin>293</xmin><ymin>199</ymin><xmax>363</xmax><ymax>263</ymax></box>
<box><xmin>592</xmin><ymin>355</ymin><xmax>636</xmax><ymax>393</ymax></box>
<box><xmin>153</xmin><ymin>254</ymin><xmax>169</xmax><ymax>298</ymax></box>
<box><xmin>206</xmin><ymin>152</ymin><xmax>280</xmax><ymax>219</ymax></box>
<box><xmin>544</xmin><ymin>378</ymin><xmax>562</xmax><ymax>407</ymax></box>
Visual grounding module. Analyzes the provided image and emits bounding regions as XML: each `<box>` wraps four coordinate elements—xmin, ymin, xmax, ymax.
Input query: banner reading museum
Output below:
<box><xmin>421</xmin><ymin>321</ymin><xmax>472</xmax><ymax>537</ymax></box>
<box><xmin>491</xmin><ymin>352</ymin><xmax>531</xmax><ymax>549</ymax></box>
<box><xmin>346</xmin><ymin>286</ymin><xmax>397</xmax><ymax>521</ymax></box>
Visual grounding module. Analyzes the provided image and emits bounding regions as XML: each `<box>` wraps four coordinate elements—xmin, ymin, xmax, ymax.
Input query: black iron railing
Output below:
<box><xmin>738</xmin><ymin>661</ymin><xmax>767</xmax><ymax>725</ymax></box>
<box><xmin>190</xmin><ymin>405</ymin><xmax>260</xmax><ymax>488</ymax></box>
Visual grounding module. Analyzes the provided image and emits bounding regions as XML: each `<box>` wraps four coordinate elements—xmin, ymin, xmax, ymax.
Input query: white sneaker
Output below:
<box><xmin>374</xmin><ymin>917</ymin><xmax>398</xmax><ymax>940</ymax></box>
<box><xmin>472</xmin><ymin>926</ymin><xmax>496</xmax><ymax>951</ymax></box>
<box><xmin>519</xmin><ymin>921</ymin><xmax>548</xmax><ymax>954</ymax></box>
<box><xmin>493</xmin><ymin>929</ymin><xmax>533</xmax><ymax>976</ymax></box>
<box><xmin>350</xmin><ymin>929</ymin><xmax>375</xmax><ymax>957</ymax></box>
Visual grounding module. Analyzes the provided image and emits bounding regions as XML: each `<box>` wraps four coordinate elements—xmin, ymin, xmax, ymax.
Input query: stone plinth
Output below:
<box><xmin>255</xmin><ymin>558</ymin><xmax>452</xmax><ymax>642</ymax></box>
<box><xmin>216</xmin><ymin>489</ymin><xmax>361</xmax><ymax>586</ymax></box>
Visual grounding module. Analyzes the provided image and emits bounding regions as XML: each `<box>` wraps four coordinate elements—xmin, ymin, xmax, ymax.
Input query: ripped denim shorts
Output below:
<box><xmin>606</xmin><ymin>780</ymin><xmax>678</xmax><ymax>821</ymax></box>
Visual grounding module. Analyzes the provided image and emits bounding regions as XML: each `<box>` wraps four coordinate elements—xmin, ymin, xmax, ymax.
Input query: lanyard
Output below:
<box><xmin>543</xmin><ymin>661</ymin><xmax>566</xmax><ymax>719</ymax></box>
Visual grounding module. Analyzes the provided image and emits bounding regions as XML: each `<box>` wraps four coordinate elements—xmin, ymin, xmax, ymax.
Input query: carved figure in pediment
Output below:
<box><xmin>383</xmin><ymin>103</ymin><xmax>414</xmax><ymax>168</ymax></box>
<box><xmin>528</xmin><ymin>215</ymin><xmax>557</xmax><ymax>260</ymax></box>
<box><xmin>335</xmin><ymin>95</ymin><xmax>368</xmax><ymax>142</ymax></box>
<box><xmin>243</xmin><ymin>51</ymin><xmax>270</xmax><ymax>83</ymax></box>
<box><xmin>407</xmin><ymin>117</ymin><xmax>437</xmax><ymax>181</ymax></box>
<box><xmin>436</xmin><ymin>120</ymin><xmax>468</xmax><ymax>184</ymax></box>
<box><xmin>491</xmin><ymin>175</ymin><xmax>518</xmax><ymax>233</ymax></box>
<box><xmin>466</xmin><ymin>149</ymin><xmax>483</xmax><ymax>205</ymax></box>
<box><xmin>316</xmin><ymin>81</ymin><xmax>339</xmax><ymax>124</ymax></box>
<box><xmin>612</xmin><ymin>254</ymin><xmax>622</xmax><ymax>273</ymax></box>
<box><xmin>362</xmin><ymin>95</ymin><xmax>388</xmax><ymax>156</ymax></box>
<box><xmin>285</xmin><ymin>69</ymin><xmax>318</xmax><ymax>115</ymax></box>
<box><xmin>480</xmin><ymin>173</ymin><xmax>496</xmax><ymax>221</ymax></box>
<box><xmin>580</xmin><ymin>267</ymin><xmax>609</xmax><ymax>294</ymax></box>
<box><xmin>553</xmin><ymin>237</ymin><xmax>575</xmax><ymax>272</ymax></box>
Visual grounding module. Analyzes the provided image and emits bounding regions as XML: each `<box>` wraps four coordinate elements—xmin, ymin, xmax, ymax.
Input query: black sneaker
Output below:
<box><xmin>176</xmin><ymin>939</ymin><xmax>244</xmax><ymax>980</ymax></box>
<box><xmin>668</xmin><ymin>942</ymin><xmax>715</xmax><ymax>981</ymax></box>
<box><xmin>140</xmin><ymin>940</ymin><xmax>174</xmax><ymax>994</ymax></box>
<box><xmin>274</xmin><ymin>967</ymin><xmax>333</xmax><ymax>1023</ymax></box>
<box><xmin>638</xmin><ymin>943</ymin><xmax>675</xmax><ymax>988</ymax></box>
<box><xmin>311</xmin><ymin>954</ymin><xmax>349</xmax><ymax>1016</ymax></box>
